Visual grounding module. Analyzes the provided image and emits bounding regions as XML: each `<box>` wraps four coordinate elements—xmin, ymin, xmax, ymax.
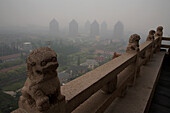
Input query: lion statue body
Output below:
<box><xmin>19</xmin><ymin>47</ymin><xmax>64</xmax><ymax>112</ymax></box>
<box><xmin>126</xmin><ymin>34</ymin><xmax>140</xmax><ymax>53</ymax></box>
<box><xmin>146</xmin><ymin>30</ymin><xmax>155</xmax><ymax>41</ymax></box>
<box><xmin>155</xmin><ymin>26</ymin><xmax>163</xmax><ymax>37</ymax></box>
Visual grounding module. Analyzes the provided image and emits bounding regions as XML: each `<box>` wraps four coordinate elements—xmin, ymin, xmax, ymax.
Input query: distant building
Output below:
<box><xmin>101</xmin><ymin>21</ymin><xmax>108</xmax><ymax>38</ymax></box>
<box><xmin>84</xmin><ymin>20</ymin><xmax>91</xmax><ymax>34</ymax></box>
<box><xmin>66</xmin><ymin>66</ymin><xmax>88</xmax><ymax>78</ymax></box>
<box><xmin>58</xmin><ymin>72</ymin><xmax>70</xmax><ymax>85</ymax></box>
<box><xmin>69</xmin><ymin>19</ymin><xmax>78</xmax><ymax>37</ymax></box>
<box><xmin>80</xmin><ymin>59</ymin><xmax>99</xmax><ymax>69</ymax></box>
<box><xmin>49</xmin><ymin>18</ymin><xmax>59</xmax><ymax>36</ymax></box>
<box><xmin>95</xmin><ymin>56</ymin><xmax>105</xmax><ymax>63</ymax></box>
<box><xmin>23</xmin><ymin>42</ymin><xmax>32</xmax><ymax>53</ymax></box>
<box><xmin>58</xmin><ymin>65</ymin><xmax>88</xmax><ymax>85</ymax></box>
<box><xmin>90</xmin><ymin>20</ymin><xmax>100</xmax><ymax>39</ymax></box>
<box><xmin>113</xmin><ymin>21</ymin><xmax>124</xmax><ymax>40</ymax></box>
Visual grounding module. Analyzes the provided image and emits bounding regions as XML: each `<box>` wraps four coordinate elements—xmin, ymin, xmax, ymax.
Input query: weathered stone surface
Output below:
<box><xmin>11</xmin><ymin>108</ymin><xmax>27</xmax><ymax>113</ymax></box>
<box><xmin>15</xmin><ymin>47</ymin><xmax>65</xmax><ymax>113</ymax></box>
<box><xmin>101</xmin><ymin>52</ymin><xmax>121</xmax><ymax>94</ymax></box>
<box><xmin>126</xmin><ymin>34</ymin><xmax>140</xmax><ymax>53</ymax></box>
<box><xmin>101</xmin><ymin>76</ymin><xmax>117</xmax><ymax>94</ymax></box>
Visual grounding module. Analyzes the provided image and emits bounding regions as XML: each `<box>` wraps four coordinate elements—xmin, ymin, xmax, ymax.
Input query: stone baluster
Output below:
<box><xmin>155</xmin><ymin>26</ymin><xmax>163</xmax><ymax>52</ymax></box>
<box><xmin>126</xmin><ymin>34</ymin><xmax>140</xmax><ymax>86</ymax></box>
<box><xmin>12</xmin><ymin>47</ymin><xmax>66</xmax><ymax>113</ymax></box>
<box><xmin>119</xmin><ymin>84</ymin><xmax>128</xmax><ymax>97</ymax></box>
<box><xmin>144</xmin><ymin>30</ymin><xmax>156</xmax><ymax>64</ymax></box>
<box><xmin>118</xmin><ymin>34</ymin><xmax>140</xmax><ymax>97</ymax></box>
<box><xmin>101</xmin><ymin>75</ymin><xmax>117</xmax><ymax>94</ymax></box>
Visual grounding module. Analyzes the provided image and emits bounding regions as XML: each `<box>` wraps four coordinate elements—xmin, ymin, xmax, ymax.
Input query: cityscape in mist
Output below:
<box><xmin>0</xmin><ymin>0</ymin><xmax>170</xmax><ymax>35</ymax></box>
<box><xmin>0</xmin><ymin>0</ymin><xmax>170</xmax><ymax>113</ymax></box>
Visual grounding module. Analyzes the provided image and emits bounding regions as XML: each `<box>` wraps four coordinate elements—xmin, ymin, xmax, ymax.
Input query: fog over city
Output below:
<box><xmin>0</xmin><ymin>0</ymin><xmax>170</xmax><ymax>35</ymax></box>
<box><xmin>0</xmin><ymin>1</ymin><xmax>170</xmax><ymax>112</ymax></box>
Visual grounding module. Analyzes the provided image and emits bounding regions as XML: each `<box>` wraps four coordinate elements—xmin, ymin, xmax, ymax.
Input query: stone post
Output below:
<box><xmin>119</xmin><ymin>84</ymin><xmax>128</xmax><ymax>97</ymax></box>
<box><xmin>126</xmin><ymin>34</ymin><xmax>140</xmax><ymax>86</ymax></box>
<box><xmin>155</xmin><ymin>26</ymin><xmax>163</xmax><ymax>52</ymax></box>
<box><xmin>12</xmin><ymin>47</ymin><xmax>66</xmax><ymax>113</ymax></box>
<box><xmin>144</xmin><ymin>30</ymin><xmax>156</xmax><ymax>64</ymax></box>
<box><xmin>101</xmin><ymin>75</ymin><xmax>117</xmax><ymax>94</ymax></box>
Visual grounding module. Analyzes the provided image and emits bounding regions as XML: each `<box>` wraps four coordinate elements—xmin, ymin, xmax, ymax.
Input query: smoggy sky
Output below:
<box><xmin>0</xmin><ymin>0</ymin><xmax>170</xmax><ymax>34</ymax></box>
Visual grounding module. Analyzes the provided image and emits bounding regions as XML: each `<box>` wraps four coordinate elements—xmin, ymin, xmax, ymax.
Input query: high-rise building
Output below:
<box><xmin>49</xmin><ymin>18</ymin><xmax>59</xmax><ymax>36</ymax></box>
<box><xmin>84</xmin><ymin>20</ymin><xmax>91</xmax><ymax>34</ymax></box>
<box><xmin>101</xmin><ymin>21</ymin><xmax>107</xmax><ymax>38</ymax></box>
<box><xmin>113</xmin><ymin>21</ymin><xmax>124</xmax><ymax>40</ymax></box>
<box><xmin>69</xmin><ymin>19</ymin><xmax>78</xmax><ymax>37</ymax></box>
<box><xmin>90</xmin><ymin>20</ymin><xmax>99</xmax><ymax>39</ymax></box>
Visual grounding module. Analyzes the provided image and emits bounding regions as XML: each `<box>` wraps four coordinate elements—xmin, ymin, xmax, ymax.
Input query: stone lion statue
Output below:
<box><xmin>19</xmin><ymin>47</ymin><xmax>64</xmax><ymax>112</ymax></box>
<box><xmin>155</xmin><ymin>26</ymin><xmax>163</xmax><ymax>37</ymax></box>
<box><xmin>126</xmin><ymin>34</ymin><xmax>140</xmax><ymax>53</ymax></box>
<box><xmin>112</xmin><ymin>52</ymin><xmax>121</xmax><ymax>59</ymax></box>
<box><xmin>146</xmin><ymin>30</ymin><xmax>155</xmax><ymax>41</ymax></box>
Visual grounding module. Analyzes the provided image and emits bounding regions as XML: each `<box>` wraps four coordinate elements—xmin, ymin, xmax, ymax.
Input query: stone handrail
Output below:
<box><xmin>162</xmin><ymin>37</ymin><xmax>170</xmax><ymax>41</ymax></box>
<box><xmin>161</xmin><ymin>37</ymin><xmax>170</xmax><ymax>49</ymax></box>
<box><xmin>12</xmin><ymin>26</ymin><xmax>165</xmax><ymax>113</ymax></box>
<box><xmin>62</xmin><ymin>52</ymin><xmax>137</xmax><ymax>113</ymax></box>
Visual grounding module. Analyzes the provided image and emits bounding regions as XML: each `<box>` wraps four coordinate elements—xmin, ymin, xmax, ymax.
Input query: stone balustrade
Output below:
<box><xmin>12</xmin><ymin>26</ymin><xmax>169</xmax><ymax>113</ymax></box>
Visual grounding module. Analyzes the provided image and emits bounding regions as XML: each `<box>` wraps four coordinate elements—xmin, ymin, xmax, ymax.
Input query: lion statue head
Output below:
<box><xmin>27</xmin><ymin>47</ymin><xmax>59</xmax><ymax>84</ymax></box>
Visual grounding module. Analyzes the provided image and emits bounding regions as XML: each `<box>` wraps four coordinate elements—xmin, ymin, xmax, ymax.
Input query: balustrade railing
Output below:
<box><xmin>12</xmin><ymin>26</ymin><xmax>169</xmax><ymax>113</ymax></box>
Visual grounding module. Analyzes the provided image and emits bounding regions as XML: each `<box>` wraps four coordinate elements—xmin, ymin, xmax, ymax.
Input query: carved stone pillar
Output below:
<box><xmin>119</xmin><ymin>85</ymin><xmax>128</xmax><ymax>97</ymax></box>
<box><xmin>155</xmin><ymin>26</ymin><xmax>163</xmax><ymax>52</ymax></box>
<box><xmin>146</xmin><ymin>30</ymin><xmax>156</xmax><ymax>41</ymax></box>
<box><xmin>101</xmin><ymin>75</ymin><xmax>117</xmax><ymax>94</ymax></box>
<box><xmin>126</xmin><ymin>34</ymin><xmax>140</xmax><ymax>86</ymax></box>
<box><xmin>12</xmin><ymin>47</ymin><xmax>66</xmax><ymax>113</ymax></box>
<box><xmin>144</xmin><ymin>30</ymin><xmax>155</xmax><ymax>64</ymax></box>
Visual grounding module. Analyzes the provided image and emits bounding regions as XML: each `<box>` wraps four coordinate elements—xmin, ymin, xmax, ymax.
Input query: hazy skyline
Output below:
<box><xmin>0</xmin><ymin>0</ymin><xmax>170</xmax><ymax>34</ymax></box>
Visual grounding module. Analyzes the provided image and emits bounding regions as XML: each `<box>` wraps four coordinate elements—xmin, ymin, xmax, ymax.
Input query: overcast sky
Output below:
<box><xmin>0</xmin><ymin>0</ymin><xmax>170</xmax><ymax>34</ymax></box>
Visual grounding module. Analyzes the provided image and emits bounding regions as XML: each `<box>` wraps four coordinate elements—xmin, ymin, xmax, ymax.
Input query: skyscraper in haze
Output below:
<box><xmin>113</xmin><ymin>21</ymin><xmax>124</xmax><ymax>40</ymax></box>
<box><xmin>49</xmin><ymin>18</ymin><xmax>59</xmax><ymax>36</ymax></box>
<box><xmin>84</xmin><ymin>20</ymin><xmax>91</xmax><ymax>34</ymax></box>
<box><xmin>90</xmin><ymin>20</ymin><xmax>99</xmax><ymax>39</ymax></box>
<box><xmin>101</xmin><ymin>21</ymin><xmax>107</xmax><ymax>38</ymax></box>
<box><xmin>69</xmin><ymin>19</ymin><xmax>78</xmax><ymax>37</ymax></box>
